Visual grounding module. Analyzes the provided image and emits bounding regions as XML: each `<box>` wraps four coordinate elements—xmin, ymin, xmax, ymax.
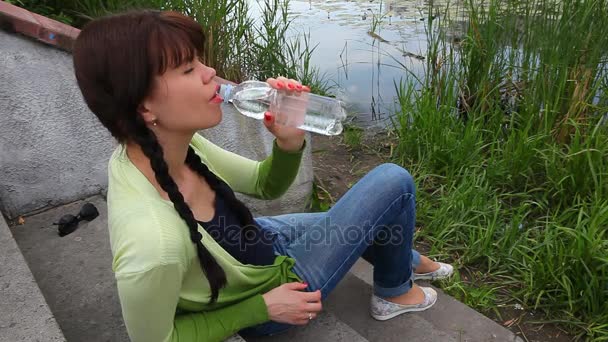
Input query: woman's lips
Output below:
<box><xmin>209</xmin><ymin>84</ymin><xmax>223</xmax><ymax>103</ymax></box>
<box><xmin>210</xmin><ymin>94</ymin><xmax>223</xmax><ymax>104</ymax></box>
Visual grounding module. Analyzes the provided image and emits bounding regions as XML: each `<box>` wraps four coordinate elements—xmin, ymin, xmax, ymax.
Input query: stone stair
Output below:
<box><xmin>2</xmin><ymin>195</ymin><xmax>523</xmax><ymax>342</ymax></box>
<box><xmin>0</xmin><ymin>209</ymin><xmax>65</xmax><ymax>342</ymax></box>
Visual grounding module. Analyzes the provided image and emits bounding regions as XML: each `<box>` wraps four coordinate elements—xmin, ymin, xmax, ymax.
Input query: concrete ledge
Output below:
<box><xmin>0</xmin><ymin>214</ymin><xmax>65</xmax><ymax>342</ymax></box>
<box><xmin>0</xmin><ymin>1</ymin><xmax>80</xmax><ymax>51</ymax></box>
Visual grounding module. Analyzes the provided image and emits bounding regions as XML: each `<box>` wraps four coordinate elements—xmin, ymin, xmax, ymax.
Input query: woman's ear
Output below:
<box><xmin>137</xmin><ymin>102</ymin><xmax>156</xmax><ymax>126</ymax></box>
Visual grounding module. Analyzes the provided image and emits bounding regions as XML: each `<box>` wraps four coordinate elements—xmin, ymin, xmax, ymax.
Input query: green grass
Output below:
<box><xmin>442</xmin><ymin>271</ymin><xmax>499</xmax><ymax>314</ymax></box>
<box><xmin>393</xmin><ymin>0</ymin><xmax>608</xmax><ymax>339</ymax></box>
<box><xmin>4</xmin><ymin>0</ymin><xmax>166</xmax><ymax>26</ymax></box>
<box><xmin>343</xmin><ymin>124</ymin><xmax>364</xmax><ymax>149</ymax></box>
<box><xmin>308</xmin><ymin>177</ymin><xmax>333</xmax><ymax>213</ymax></box>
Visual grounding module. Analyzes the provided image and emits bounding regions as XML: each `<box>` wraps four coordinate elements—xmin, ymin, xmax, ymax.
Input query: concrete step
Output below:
<box><xmin>8</xmin><ymin>196</ymin><xmax>522</xmax><ymax>342</ymax></box>
<box><xmin>339</xmin><ymin>262</ymin><xmax>523</xmax><ymax>342</ymax></box>
<box><xmin>245</xmin><ymin>310</ymin><xmax>369</xmax><ymax>342</ymax></box>
<box><xmin>8</xmin><ymin>196</ymin><xmax>127</xmax><ymax>342</ymax></box>
<box><xmin>0</xmin><ymin>211</ymin><xmax>65</xmax><ymax>342</ymax></box>
<box><xmin>323</xmin><ymin>273</ymin><xmax>457</xmax><ymax>342</ymax></box>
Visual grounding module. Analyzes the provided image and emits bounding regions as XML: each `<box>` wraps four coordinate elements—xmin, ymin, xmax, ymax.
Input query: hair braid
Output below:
<box><xmin>185</xmin><ymin>147</ymin><xmax>258</xmax><ymax>237</ymax></box>
<box><xmin>129</xmin><ymin>117</ymin><xmax>226</xmax><ymax>303</ymax></box>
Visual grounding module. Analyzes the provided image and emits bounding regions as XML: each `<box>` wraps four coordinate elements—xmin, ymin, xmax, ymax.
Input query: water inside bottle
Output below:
<box><xmin>231</xmin><ymin>86</ymin><xmax>344</xmax><ymax>136</ymax></box>
<box><xmin>298</xmin><ymin>111</ymin><xmax>343</xmax><ymax>136</ymax></box>
<box><xmin>292</xmin><ymin>93</ymin><xmax>344</xmax><ymax>135</ymax></box>
<box><xmin>231</xmin><ymin>87</ymin><xmax>273</xmax><ymax>120</ymax></box>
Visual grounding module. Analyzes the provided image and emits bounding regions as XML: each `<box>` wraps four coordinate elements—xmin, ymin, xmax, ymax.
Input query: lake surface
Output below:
<box><xmin>249</xmin><ymin>0</ymin><xmax>452</xmax><ymax>128</ymax></box>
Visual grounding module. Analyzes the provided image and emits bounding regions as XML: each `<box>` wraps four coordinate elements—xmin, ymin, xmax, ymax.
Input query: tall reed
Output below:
<box><xmin>395</xmin><ymin>0</ymin><xmax>608</xmax><ymax>338</ymax></box>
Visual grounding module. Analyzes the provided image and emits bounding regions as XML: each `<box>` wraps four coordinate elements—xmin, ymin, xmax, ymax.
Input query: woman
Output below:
<box><xmin>73</xmin><ymin>10</ymin><xmax>453</xmax><ymax>342</ymax></box>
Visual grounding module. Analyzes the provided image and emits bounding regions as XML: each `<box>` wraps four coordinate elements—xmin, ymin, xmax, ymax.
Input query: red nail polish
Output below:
<box><xmin>296</xmin><ymin>84</ymin><xmax>302</xmax><ymax>90</ymax></box>
<box><xmin>277</xmin><ymin>82</ymin><xmax>284</xmax><ymax>89</ymax></box>
<box><xmin>287</xmin><ymin>83</ymin><xmax>295</xmax><ymax>89</ymax></box>
<box><xmin>264</xmin><ymin>112</ymin><xmax>272</xmax><ymax>121</ymax></box>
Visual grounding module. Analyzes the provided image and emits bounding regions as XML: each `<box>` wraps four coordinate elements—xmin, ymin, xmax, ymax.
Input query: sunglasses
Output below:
<box><xmin>53</xmin><ymin>203</ymin><xmax>99</xmax><ymax>237</ymax></box>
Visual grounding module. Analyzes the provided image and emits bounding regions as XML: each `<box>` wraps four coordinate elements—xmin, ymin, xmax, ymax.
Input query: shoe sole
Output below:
<box><xmin>414</xmin><ymin>273</ymin><xmax>452</xmax><ymax>281</ymax></box>
<box><xmin>414</xmin><ymin>263</ymin><xmax>454</xmax><ymax>281</ymax></box>
<box><xmin>370</xmin><ymin>295</ymin><xmax>438</xmax><ymax>321</ymax></box>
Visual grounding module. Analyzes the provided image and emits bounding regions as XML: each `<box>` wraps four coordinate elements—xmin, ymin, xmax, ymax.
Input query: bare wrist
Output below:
<box><xmin>276</xmin><ymin>138</ymin><xmax>305</xmax><ymax>152</ymax></box>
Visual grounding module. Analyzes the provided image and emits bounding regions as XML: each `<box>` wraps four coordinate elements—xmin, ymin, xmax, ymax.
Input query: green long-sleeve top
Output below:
<box><xmin>107</xmin><ymin>133</ymin><xmax>305</xmax><ymax>342</ymax></box>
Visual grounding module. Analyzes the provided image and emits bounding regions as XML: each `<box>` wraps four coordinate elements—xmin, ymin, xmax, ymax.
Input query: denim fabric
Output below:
<box><xmin>239</xmin><ymin>163</ymin><xmax>419</xmax><ymax>337</ymax></box>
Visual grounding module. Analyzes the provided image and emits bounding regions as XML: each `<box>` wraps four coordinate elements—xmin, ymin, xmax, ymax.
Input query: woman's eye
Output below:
<box><xmin>184</xmin><ymin>67</ymin><xmax>194</xmax><ymax>74</ymax></box>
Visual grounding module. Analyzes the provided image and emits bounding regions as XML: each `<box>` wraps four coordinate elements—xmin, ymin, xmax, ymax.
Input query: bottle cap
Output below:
<box><xmin>219</xmin><ymin>84</ymin><xmax>233</xmax><ymax>103</ymax></box>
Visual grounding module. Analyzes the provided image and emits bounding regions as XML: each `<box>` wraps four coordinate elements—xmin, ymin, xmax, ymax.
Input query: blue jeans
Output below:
<box><xmin>239</xmin><ymin>163</ymin><xmax>421</xmax><ymax>337</ymax></box>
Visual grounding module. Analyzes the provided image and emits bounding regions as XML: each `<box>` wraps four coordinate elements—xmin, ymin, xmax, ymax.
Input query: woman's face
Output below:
<box><xmin>141</xmin><ymin>57</ymin><xmax>223</xmax><ymax>134</ymax></box>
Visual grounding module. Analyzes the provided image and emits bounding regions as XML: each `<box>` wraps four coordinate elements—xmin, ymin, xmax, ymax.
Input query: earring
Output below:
<box><xmin>152</xmin><ymin>120</ymin><xmax>157</xmax><ymax>127</ymax></box>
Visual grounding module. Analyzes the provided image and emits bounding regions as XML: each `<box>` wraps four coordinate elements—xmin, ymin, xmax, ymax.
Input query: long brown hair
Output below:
<box><xmin>73</xmin><ymin>10</ymin><xmax>257</xmax><ymax>303</ymax></box>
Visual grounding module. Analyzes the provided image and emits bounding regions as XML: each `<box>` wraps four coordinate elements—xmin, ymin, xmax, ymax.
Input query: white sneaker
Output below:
<box><xmin>414</xmin><ymin>262</ymin><xmax>454</xmax><ymax>281</ymax></box>
<box><xmin>370</xmin><ymin>287</ymin><xmax>438</xmax><ymax>321</ymax></box>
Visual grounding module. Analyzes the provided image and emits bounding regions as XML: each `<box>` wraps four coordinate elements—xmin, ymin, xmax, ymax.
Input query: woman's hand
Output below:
<box><xmin>262</xmin><ymin>282</ymin><xmax>323</xmax><ymax>325</ymax></box>
<box><xmin>264</xmin><ymin>77</ymin><xmax>310</xmax><ymax>152</ymax></box>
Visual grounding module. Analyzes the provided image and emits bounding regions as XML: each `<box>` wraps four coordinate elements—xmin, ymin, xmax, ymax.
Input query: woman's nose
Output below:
<box><xmin>202</xmin><ymin>65</ymin><xmax>216</xmax><ymax>83</ymax></box>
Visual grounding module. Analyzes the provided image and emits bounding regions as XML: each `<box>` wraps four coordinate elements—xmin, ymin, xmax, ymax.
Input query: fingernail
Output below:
<box><xmin>264</xmin><ymin>112</ymin><xmax>272</xmax><ymax>121</ymax></box>
<box><xmin>296</xmin><ymin>84</ymin><xmax>302</xmax><ymax>90</ymax></box>
<box><xmin>302</xmin><ymin>282</ymin><xmax>308</xmax><ymax>286</ymax></box>
<box><xmin>277</xmin><ymin>82</ymin><xmax>285</xmax><ymax>89</ymax></box>
<box><xmin>302</xmin><ymin>85</ymin><xmax>311</xmax><ymax>92</ymax></box>
<box><xmin>287</xmin><ymin>83</ymin><xmax>295</xmax><ymax>90</ymax></box>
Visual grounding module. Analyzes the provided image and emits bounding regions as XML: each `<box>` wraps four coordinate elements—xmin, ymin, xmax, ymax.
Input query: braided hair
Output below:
<box><xmin>73</xmin><ymin>10</ymin><xmax>256</xmax><ymax>303</ymax></box>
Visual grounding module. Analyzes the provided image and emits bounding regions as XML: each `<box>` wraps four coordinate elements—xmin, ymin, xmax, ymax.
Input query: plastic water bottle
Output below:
<box><xmin>219</xmin><ymin>80</ymin><xmax>347</xmax><ymax>136</ymax></box>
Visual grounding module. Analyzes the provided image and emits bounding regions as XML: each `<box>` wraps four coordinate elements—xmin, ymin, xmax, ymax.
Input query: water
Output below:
<box><xmin>293</xmin><ymin>113</ymin><xmax>344</xmax><ymax>136</ymax></box>
<box><xmin>229</xmin><ymin>84</ymin><xmax>345</xmax><ymax>135</ymax></box>
<box><xmin>247</xmin><ymin>0</ymin><xmax>460</xmax><ymax>129</ymax></box>
<box><xmin>232</xmin><ymin>87</ymin><xmax>273</xmax><ymax>120</ymax></box>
